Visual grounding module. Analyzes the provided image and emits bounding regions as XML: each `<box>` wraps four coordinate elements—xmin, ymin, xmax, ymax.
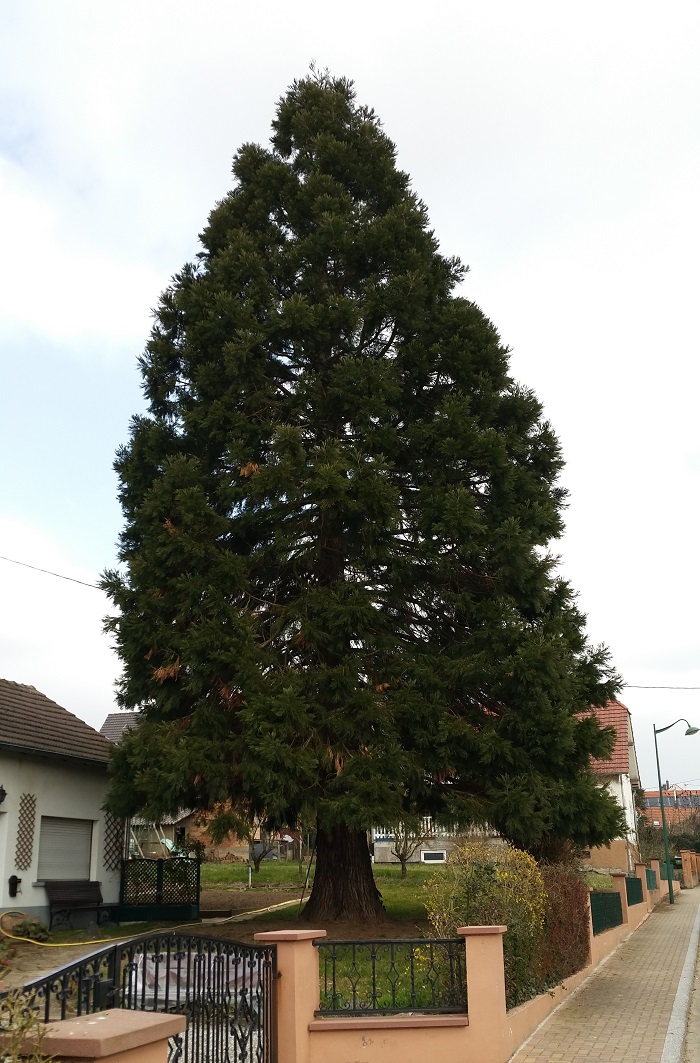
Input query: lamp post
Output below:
<box><xmin>653</xmin><ymin>719</ymin><xmax>699</xmax><ymax>904</ymax></box>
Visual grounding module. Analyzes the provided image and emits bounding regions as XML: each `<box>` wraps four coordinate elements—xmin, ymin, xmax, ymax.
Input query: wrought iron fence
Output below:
<box><xmin>315</xmin><ymin>938</ymin><xmax>467</xmax><ymax>1016</ymax></box>
<box><xmin>625</xmin><ymin>875</ymin><xmax>644</xmax><ymax>906</ymax></box>
<box><xmin>646</xmin><ymin>867</ymin><xmax>658</xmax><ymax>891</ymax></box>
<box><xmin>1</xmin><ymin>932</ymin><xmax>277</xmax><ymax>1063</ymax></box>
<box><xmin>590</xmin><ymin>891</ymin><xmax>623</xmax><ymax>935</ymax></box>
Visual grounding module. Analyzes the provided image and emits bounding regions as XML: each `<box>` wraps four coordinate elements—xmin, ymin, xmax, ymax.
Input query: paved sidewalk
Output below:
<box><xmin>511</xmin><ymin>887</ymin><xmax>700</xmax><ymax>1063</ymax></box>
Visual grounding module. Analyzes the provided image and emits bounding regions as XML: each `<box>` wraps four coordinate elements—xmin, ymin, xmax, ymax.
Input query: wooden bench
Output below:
<box><xmin>44</xmin><ymin>880</ymin><xmax>113</xmax><ymax>929</ymax></box>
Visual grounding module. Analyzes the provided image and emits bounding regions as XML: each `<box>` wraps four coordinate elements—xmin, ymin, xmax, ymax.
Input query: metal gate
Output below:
<box><xmin>3</xmin><ymin>932</ymin><xmax>277</xmax><ymax>1063</ymax></box>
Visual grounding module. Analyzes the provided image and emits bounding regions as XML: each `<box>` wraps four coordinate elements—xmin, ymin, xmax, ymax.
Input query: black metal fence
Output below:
<box><xmin>590</xmin><ymin>891</ymin><xmax>623</xmax><ymax>935</ymax></box>
<box><xmin>315</xmin><ymin>938</ymin><xmax>467</xmax><ymax>1016</ymax></box>
<box><xmin>119</xmin><ymin>859</ymin><xmax>200</xmax><ymax>922</ymax></box>
<box><xmin>1</xmin><ymin>932</ymin><xmax>277</xmax><ymax>1063</ymax></box>
<box><xmin>625</xmin><ymin>875</ymin><xmax>644</xmax><ymax>906</ymax></box>
<box><xmin>646</xmin><ymin>868</ymin><xmax>658</xmax><ymax>891</ymax></box>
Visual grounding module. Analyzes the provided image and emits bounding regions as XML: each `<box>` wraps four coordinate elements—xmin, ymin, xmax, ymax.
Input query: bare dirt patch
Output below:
<box><xmin>200</xmin><ymin>884</ymin><xmax>303</xmax><ymax>916</ymax></box>
<box><xmin>1</xmin><ymin>886</ymin><xmax>428</xmax><ymax>990</ymax></box>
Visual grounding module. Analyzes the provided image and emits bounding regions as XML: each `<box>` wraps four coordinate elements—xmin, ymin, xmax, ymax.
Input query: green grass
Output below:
<box><xmin>317</xmin><ymin>939</ymin><xmax>466</xmax><ymax>1013</ymax></box>
<box><xmin>201</xmin><ymin>859</ymin><xmax>433</xmax><ymax>920</ymax></box>
<box><xmin>372</xmin><ymin>864</ymin><xmax>434</xmax><ymax>920</ymax></box>
<box><xmin>43</xmin><ymin>863</ymin><xmax>433</xmax><ymax>944</ymax></box>
<box><xmin>240</xmin><ymin>862</ymin><xmax>433</xmax><ymax>924</ymax></box>
<box><xmin>47</xmin><ymin>919</ymin><xmax>200</xmax><ymax>945</ymax></box>
<box><xmin>582</xmin><ymin>871</ymin><xmax>614</xmax><ymax>890</ymax></box>
<box><xmin>200</xmin><ymin>861</ymin><xmax>310</xmax><ymax>886</ymax></box>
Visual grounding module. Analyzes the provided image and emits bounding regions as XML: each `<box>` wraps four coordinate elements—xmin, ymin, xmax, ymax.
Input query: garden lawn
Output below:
<box><xmin>200</xmin><ymin>861</ymin><xmax>309</xmax><ymax>887</ymax></box>
<box><xmin>200</xmin><ymin>860</ymin><xmax>434</xmax><ymax>922</ymax></box>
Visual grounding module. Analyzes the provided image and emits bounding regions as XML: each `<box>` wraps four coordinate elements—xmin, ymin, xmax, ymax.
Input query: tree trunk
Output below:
<box><xmin>302</xmin><ymin>822</ymin><xmax>386</xmax><ymax>921</ymax></box>
<box><xmin>400</xmin><ymin>858</ymin><xmax>408</xmax><ymax>880</ymax></box>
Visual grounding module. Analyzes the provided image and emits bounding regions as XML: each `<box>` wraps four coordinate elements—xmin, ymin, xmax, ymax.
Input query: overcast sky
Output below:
<box><xmin>1</xmin><ymin>0</ymin><xmax>699</xmax><ymax>791</ymax></box>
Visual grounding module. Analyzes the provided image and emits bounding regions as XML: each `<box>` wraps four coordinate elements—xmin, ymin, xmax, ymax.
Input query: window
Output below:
<box><xmin>37</xmin><ymin>817</ymin><xmax>93</xmax><ymax>880</ymax></box>
<box><xmin>420</xmin><ymin>849</ymin><xmax>447</xmax><ymax>863</ymax></box>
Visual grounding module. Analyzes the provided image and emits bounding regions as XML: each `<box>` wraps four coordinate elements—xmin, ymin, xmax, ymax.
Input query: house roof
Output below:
<box><xmin>588</xmin><ymin>699</ymin><xmax>640</xmax><ymax>785</ymax></box>
<box><xmin>100</xmin><ymin>711</ymin><xmax>141</xmax><ymax>743</ymax></box>
<box><xmin>0</xmin><ymin>678</ymin><xmax>111</xmax><ymax>766</ymax></box>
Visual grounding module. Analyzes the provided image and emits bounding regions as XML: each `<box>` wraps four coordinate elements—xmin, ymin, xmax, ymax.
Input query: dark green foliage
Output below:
<box><xmin>103</xmin><ymin>70</ymin><xmax>623</xmax><ymax>892</ymax></box>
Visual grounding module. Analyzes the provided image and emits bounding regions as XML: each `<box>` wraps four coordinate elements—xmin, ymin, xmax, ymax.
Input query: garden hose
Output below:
<box><xmin>0</xmin><ymin>897</ymin><xmax>299</xmax><ymax>948</ymax></box>
<box><xmin>0</xmin><ymin>910</ymin><xmax>116</xmax><ymax>947</ymax></box>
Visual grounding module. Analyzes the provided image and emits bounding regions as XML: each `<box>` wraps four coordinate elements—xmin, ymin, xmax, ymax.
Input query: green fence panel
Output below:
<box><xmin>625</xmin><ymin>875</ymin><xmax>644</xmax><ymax>905</ymax></box>
<box><xmin>590</xmin><ymin>891</ymin><xmax>623</xmax><ymax>935</ymax></box>
<box><xmin>646</xmin><ymin>868</ymin><xmax>658</xmax><ymax>891</ymax></box>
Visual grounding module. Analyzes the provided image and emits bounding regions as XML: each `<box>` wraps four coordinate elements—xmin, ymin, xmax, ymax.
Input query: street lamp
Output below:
<box><xmin>653</xmin><ymin>719</ymin><xmax>699</xmax><ymax>904</ymax></box>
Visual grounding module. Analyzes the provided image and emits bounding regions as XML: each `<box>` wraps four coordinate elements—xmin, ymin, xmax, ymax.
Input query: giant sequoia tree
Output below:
<box><xmin>103</xmin><ymin>71</ymin><xmax>624</xmax><ymax>920</ymax></box>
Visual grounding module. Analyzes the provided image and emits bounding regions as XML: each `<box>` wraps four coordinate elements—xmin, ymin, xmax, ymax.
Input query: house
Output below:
<box><xmin>0</xmin><ymin>679</ymin><xmax>121</xmax><ymax>925</ymax></box>
<box><xmin>99</xmin><ymin>710</ymin><xmax>140</xmax><ymax>744</ymax></box>
<box><xmin>373</xmin><ymin>701</ymin><xmax>642</xmax><ymax>870</ymax></box>
<box><xmin>642</xmin><ymin>786</ymin><xmax>700</xmax><ymax>829</ymax></box>
<box><xmin>372</xmin><ymin>820</ymin><xmax>500</xmax><ymax>865</ymax></box>
<box><xmin>582</xmin><ymin>699</ymin><xmax>641</xmax><ymax>873</ymax></box>
<box><xmin>99</xmin><ymin>712</ymin><xmax>198</xmax><ymax>858</ymax></box>
<box><xmin>100</xmin><ymin>711</ymin><xmax>250</xmax><ymax>862</ymax></box>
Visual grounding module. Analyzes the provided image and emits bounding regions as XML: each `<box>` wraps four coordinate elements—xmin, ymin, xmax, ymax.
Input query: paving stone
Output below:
<box><xmin>512</xmin><ymin>890</ymin><xmax>700</xmax><ymax>1063</ymax></box>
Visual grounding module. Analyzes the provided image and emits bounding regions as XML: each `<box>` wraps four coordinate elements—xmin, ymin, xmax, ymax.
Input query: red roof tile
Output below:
<box><xmin>586</xmin><ymin>700</ymin><xmax>632</xmax><ymax>776</ymax></box>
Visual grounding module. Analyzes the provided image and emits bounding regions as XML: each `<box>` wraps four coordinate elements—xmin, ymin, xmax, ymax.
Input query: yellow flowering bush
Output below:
<box><xmin>424</xmin><ymin>840</ymin><xmax>547</xmax><ymax>1007</ymax></box>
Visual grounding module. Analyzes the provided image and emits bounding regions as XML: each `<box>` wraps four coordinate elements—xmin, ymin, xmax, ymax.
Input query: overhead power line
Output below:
<box><xmin>0</xmin><ymin>553</ymin><xmax>100</xmax><ymax>590</ymax></box>
<box><xmin>623</xmin><ymin>685</ymin><xmax>700</xmax><ymax>690</ymax></box>
<box><xmin>1</xmin><ymin>553</ymin><xmax>700</xmax><ymax>692</ymax></box>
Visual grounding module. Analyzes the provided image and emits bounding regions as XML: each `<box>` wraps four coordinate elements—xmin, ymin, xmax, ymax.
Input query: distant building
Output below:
<box><xmin>642</xmin><ymin>786</ymin><xmax>700</xmax><ymax>829</ymax></box>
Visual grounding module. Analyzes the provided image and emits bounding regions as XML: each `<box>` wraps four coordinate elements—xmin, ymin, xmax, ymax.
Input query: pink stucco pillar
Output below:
<box><xmin>611</xmin><ymin>872</ymin><xmax>629</xmax><ymax>924</ymax></box>
<box><xmin>634</xmin><ymin>862</ymin><xmax>650</xmax><ymax>906</ymax></box>
<box><xmin>457</xmin><ymin>926</ymin><xmax>508</xmax><ymax>1062</ymax></box>
<box><xmin>254</xmin><ymin>928</ymin><xmax>326</xmax><ymax>1063</ymax></box>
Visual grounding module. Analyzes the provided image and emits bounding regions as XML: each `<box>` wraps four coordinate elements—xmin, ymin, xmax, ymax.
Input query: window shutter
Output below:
<box><xmin>37</xmin><ymin>817</ymin><xmax>93</xmax><ymax>880</ymax></box>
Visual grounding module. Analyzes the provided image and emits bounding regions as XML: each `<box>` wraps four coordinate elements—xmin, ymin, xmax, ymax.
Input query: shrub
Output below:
<box><xmin>0</xmin><ymin>989</ymin><xmax>53</xmax><ymax>1062</ymax></box>
<box><xmin>0</xmin><ymin>937</ymin><xmax>14</xmax><ymax>972</ymax></box>
<box><xmin>534</xmin><ymin>864</ymin><xmax>590</xmax><ymax>987</ymax></box>
<box><xmin>425</xmin><ymin>840</ymin><xmax>546</xmax><ymax>1007</ymax></box>
<box><xmin>11</xmin><ymin>919</ymin><xmax>50</xmax><ymax>943</ymax></box>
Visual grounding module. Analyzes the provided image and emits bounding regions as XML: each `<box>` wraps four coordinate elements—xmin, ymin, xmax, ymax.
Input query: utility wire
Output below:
<box><xmin>0</xmin><ymin>557</ymin><xmax>700</xmax><ymax>688</ymax></box>
<box><xmin>0</xmin><ymin>553</ymin><xmax>100</xmax><ymax>590</ymax></box>
<box><xmin>623</xmin><ymin>685</ymin><xmax>700</xmax><ymax>690</ymax></box>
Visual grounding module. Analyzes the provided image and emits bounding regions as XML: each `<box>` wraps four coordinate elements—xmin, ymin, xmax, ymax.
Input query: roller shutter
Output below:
<box><xmin>37</xmin><ymin>817</ymin><xmax>93</xmax><ymax>880</ymax></box>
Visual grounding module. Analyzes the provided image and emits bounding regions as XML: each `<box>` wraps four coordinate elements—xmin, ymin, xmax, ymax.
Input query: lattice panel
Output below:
<box><xmin>102</xmin><ymin>812</ymin><xmax>124</xmax><ymax>872</ymax></box>
<box><xmin>121</xmin><ymin>857</ymin><xmax>199</xmax><ymax>905</ymax></box>
<box><xmin>162</xmin><ymin>858</ymin><xmax>199</xmax><ymax>904</ymax></box>
<box><xmin>15</xmin><ymin>793</ymin><xmax>37</xmax><ymax>869</ymax></box>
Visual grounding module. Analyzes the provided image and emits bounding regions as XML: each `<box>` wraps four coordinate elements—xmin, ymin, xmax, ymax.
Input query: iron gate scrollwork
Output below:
<box><xmin>1</xmin><ymin>932</ymin><xmax>277</xmax><ymax>1063</ymax></box>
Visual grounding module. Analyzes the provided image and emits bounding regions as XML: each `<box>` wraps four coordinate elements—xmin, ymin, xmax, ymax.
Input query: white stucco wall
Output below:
<box><xmin>0</xmin><ymin>752</ymin><xmax>121</xmax><ymax>923</ymax></box>
<box><xmin>605</xmin><ymin>773</ymin><xmax>639</xmax><ymax>846</ymax></box>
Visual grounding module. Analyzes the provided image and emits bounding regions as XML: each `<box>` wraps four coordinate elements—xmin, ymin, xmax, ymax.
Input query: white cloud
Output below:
<box><xmin>1</xmin><ymin>0</ymin><xmax>699</xmax><ymax>792</ymax></box>
<box><xmin>0</xmin><ymin>517</ymin><xmax>119</xmax><ymax>732</ymax></box>
<box><xmin>0</xmin><ymin>156</ymin><xmax>164</xmax><ymax>348</ymax></box>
